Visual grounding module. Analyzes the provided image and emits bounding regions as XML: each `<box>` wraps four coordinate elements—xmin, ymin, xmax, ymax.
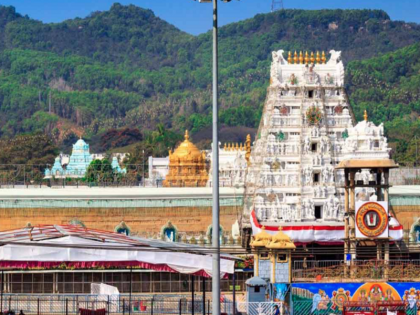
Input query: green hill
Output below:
<box><xmin>346</xmin><ymin>43</ymin><xmax>420</xmax><ymax>164</ymax></box>
<box><xmin>0</xmin><ymin>4</ymin><xmax>420</xmax><ymax>162</ymax></box>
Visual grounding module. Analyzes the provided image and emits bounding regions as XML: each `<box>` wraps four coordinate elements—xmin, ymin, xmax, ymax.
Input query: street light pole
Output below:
<box><xmin>142</xmin><ymin>149</ymin><xmax>145</xmax><ymax>187</ymax></box>
<box><xmin>211</xmin><ymin>1</ymin><xmax>221</xmax><ymax>315</ymax></box>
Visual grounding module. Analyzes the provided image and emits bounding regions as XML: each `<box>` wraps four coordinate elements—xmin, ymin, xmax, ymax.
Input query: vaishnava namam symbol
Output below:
<box><xmin>356</xmin><ymin>202</ymin><xmax>388</xmax><ymax>238</ymax></box>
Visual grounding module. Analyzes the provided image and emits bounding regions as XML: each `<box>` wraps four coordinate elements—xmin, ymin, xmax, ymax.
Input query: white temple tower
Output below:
<box><xmin>243</xmin><ymin>50</ymin><xmax>390</xmax><ymax>243</ymax></box>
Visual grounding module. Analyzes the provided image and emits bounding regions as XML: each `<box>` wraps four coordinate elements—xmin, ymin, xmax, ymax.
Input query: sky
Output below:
<box><xmin>0</xmin><ymin>0</ymin><xmax>419</xmax><ymax>35</ymax></box>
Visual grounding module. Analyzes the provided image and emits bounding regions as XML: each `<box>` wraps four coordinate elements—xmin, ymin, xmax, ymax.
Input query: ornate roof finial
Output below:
<box><xmin>245</xmin><ymin>134</ymin><xmax>252</xmax><ymax>165</ymax></box>
<box><xmin>299</xmin><ymin>51</ymin><xmax>304</xmax><ymax>64</ymax></box>
<box><xmin>321</xmin><ymin>51</ymin><xmax>326</xmax><ymax>64</ymax></box>
<box><xmin>305</xmin><ymin>51</ymin><xmax>309</xmax><ymax>64</ymax></box>
<box><xmin>310</xmin><ymin>52</ymin><xmax>315</xmax><ymax>64</ymax></box>
<box><xmin>316</xmin><ymin>51</ymin><xmax>321</xmax><ymax>64</ymax></box>
<box><xmin>364</xmin><ymin>110</ymin><xmax>368</xmax><ymax>122</ymax></box>
<box><xmin>184</xmin><ymin>130</ymin><xmax>189</xmax><ymax>141</ymax></box>
<box><xmin>293</xmin><ymin>51</ymin><xmax>298</xmax><ymax>64</ymax></box>
<box><xmin>287</xmin><ymin>51</ymin><xmax>292</xmax><ymax>64</ymax></box>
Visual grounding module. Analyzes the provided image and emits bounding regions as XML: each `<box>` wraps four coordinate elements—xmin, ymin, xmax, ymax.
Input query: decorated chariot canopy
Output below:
<box><xmin>0</xmin><ymin>224</ymin><xmax>235</xmax><ymax>278</ymax></box>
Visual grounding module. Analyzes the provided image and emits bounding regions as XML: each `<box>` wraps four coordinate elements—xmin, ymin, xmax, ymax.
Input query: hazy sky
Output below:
<box><xmin>1</xmin><ymin>0</ymin><xmax>419</xmax><ymax>35</ymax></box>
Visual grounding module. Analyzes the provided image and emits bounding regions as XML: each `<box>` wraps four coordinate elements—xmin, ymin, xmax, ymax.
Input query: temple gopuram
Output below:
<box><xmin>163</xmin><ymin>130</ymin><xmax>208</xmax><ymax>187</ymax></box>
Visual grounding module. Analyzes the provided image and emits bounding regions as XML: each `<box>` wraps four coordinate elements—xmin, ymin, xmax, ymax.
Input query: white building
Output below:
<box><xmin>147</xmin><ymin>156</ymin><xmax>169</xmax><ymax>184</ymax></box>
<box><xmin>147</xmin><ymin>141</ymin><xmax>249</xmax><ymax>188</ymax></box>
<box><xmin>242</xmin><ymin>50</ymin><xmax>390</xmax><ymax>243</ymax></box>
<box><xmin>207</xmin><ymin>143</ymin><xmax>248</xmax><ymax>188</ymax></box>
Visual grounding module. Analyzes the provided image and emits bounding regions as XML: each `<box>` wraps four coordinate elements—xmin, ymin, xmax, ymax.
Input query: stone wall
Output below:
<box><xmin>0</xmin><ymin>187</ymin><xmax>244</xmax><ymax>239</ymax></box>
<box><xmin>0</xmin><ymin>205</ymin><xmax>239</xmax><ymax>237</ymax></box>
<box><xmin>389</xmin><ymin>168</ymin><xmax>420</xmax><ymax>185</ymax></box>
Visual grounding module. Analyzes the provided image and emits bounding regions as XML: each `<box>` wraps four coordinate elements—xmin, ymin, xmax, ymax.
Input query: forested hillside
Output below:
<box><xmin>346</xmin><ymin>43</ymin><xmax>420</xmax><ymax>164</ymax></box>
<box><xmin>0</xmin><ymin>4</ymin><xmax>420</xmax><ymax>163</ymax></box>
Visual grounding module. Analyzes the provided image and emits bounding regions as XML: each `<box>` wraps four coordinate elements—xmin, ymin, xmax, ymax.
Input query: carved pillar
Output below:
<box><xmin>384</xmin><ymin>242</ymin><xmax>390</xmax><ymax>280</ymax></box>
<box><xmin>254</xmin><ymin>252</ymin><xmax>259</xmax><ymax>277</ymax></box>
<box><xmin>271</xmin><ymin>251</ymin><xmax>276</xmax><ymax>284</ymax></box>
<box><xmin>376</xmin><ymin>169</ymin><xmax>383</xmax><ymax>201</ymax></box>
<box><xmin>384</xmin><ymin>170</ymin><xmax>389</xmax><ymax>202</ymax></box>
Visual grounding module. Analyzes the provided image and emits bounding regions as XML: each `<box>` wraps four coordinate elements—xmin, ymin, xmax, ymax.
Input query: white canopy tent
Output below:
<box><xmin>0</xmin><ymin>225</ymin><xmax>235</xmax><ymax>278</ymax></box>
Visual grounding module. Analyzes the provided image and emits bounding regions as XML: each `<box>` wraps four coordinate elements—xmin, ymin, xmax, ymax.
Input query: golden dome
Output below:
<box><xmin>250</xmin><ymin>226</ymin><xmax>273</xmax><ymax>247</ymax></box>
<box><xmin>170</xmin><ymin>130</ymin><xmax>202</xmax><ymax>161</ymax></box>
<box><xmin>266</xmin><ymin>227</ymin><xmax>296</xmax><ymax>250</ymax></box>
<box><xmin>163</xmin><ymin>130</ymin><xmax>208</xmax><ymax>188</ymax></box>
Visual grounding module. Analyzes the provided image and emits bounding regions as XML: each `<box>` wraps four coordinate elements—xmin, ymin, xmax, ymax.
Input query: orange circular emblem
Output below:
<box><xmin>356</xmin><ymin>202</ymin><xmax>388</xmax><ymax>238</ymax></box>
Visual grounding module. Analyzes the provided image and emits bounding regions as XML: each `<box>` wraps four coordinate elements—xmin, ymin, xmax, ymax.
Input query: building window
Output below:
<box><xmin>308</xmin><ymin>90</ymin><xmax>314</xmax><ymax>98</ymax></box>
<box><xmin>311</xmin><ymin>143</ymin><xmax>317</xmax><ymax>152</ymax></box>
<box><xmin>114</xmin><ymin>221</ymin><xmax>131</xmax><ymax>236</ymax></box>
<box><xmin>259</xmin><ymin>252</ymin><xmax>270</xmax><ymax>260</ymax></box>
<box><xmin>255</xmin><ymin>286</ymin><xmax>260</xmax><ymax>293</ymax></box>
<box><xmin>313</xmin><ymin>173</ymin><xmax>320</xmax><ymax>183</ymax></box>
<box><xmin>315</xmin><ymin>206</ymin><xmax>322</xmax><ymax>219</ymax></box>
<box><xmin>277</xmin><ymin>253</ymin><xmax>288</xmax><ymax>263</ymax></box>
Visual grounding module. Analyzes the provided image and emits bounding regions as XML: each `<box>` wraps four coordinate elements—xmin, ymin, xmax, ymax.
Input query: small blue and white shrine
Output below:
<box><xmin>65</xmin><ymin>138</ymin><xmax>93</xmax><ymax>177</ymax></box>
<box><xmin>111</xmin><ymin>157</ymin><xmax>127</xmax><ymax>174</ymax></box>
<box><xmin>45</xmin><ymin>139</ymin><xmax>126</xmax><ymax>179</ymax></box>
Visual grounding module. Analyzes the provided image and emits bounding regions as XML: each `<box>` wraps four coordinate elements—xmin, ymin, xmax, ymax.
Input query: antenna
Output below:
<box><xmin>272</xmin><ymin>0</ymin><xmax>284</xmax><ymax>12</ymax></box>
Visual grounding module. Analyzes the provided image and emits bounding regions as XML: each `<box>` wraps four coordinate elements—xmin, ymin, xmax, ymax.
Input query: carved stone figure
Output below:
<box><xmin>333</xmin><ymin>197</ymin><xmax>341</xmax><ymax>218</ymax></box>
<box><xmin>320</xmin><ymin>137</ymin><xmax>327</xmax><ymax>153</ymax></box>
<box><xmin>301</xmin><ymin>201</ymin><xmax>307</xmax><ymax>219</ymax></box>
<box><xmin>270</xmin><ymin>204</ymin><xmax>278</xmax><ymax>221</ymax></box>
<box><xmin>304</xmin><ymin>167</ymin><xmax>313</xmax><ymax>185</ymax></box>
<box><xmin>382</xmin><ymin>137</ymin><xmax>388</xmax><ymax>150</ymax></box>
<box><xmin>318</xmin><ymin>186</ymin><xmax>323</xmax><ymax>198</ymax></box>
<box><xmin>322</xmin><ymin>167</ymin><xmax>330</xmax><ymax>183</ymax></box>
<box><xmin>308</xmin><ymin>200</ymin><xmax>314</xmax><ymax>218</ymax></box>
<box><xmin>304</xmin><ymin>136</ymin><xmax>311</xmax><ymax>153</ymax></box>
<box><xmin>362</xmin><ymin>171</ymin><xmax>369</xmax><ymax>185</ymax></box>
<box><xmin>328</xmin><ymin>50</ymin><xmax>342</xmax><ymax>64</ymax></box>
<box><xmin>327</xmin><ymin>196</ymin><xmax>334</xmax><ymax>218</ymax></box>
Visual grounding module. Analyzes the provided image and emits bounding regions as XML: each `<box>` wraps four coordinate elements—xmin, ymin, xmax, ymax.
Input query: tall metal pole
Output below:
<box><xmin>129</xmin><ymin>268</ymin><xmax>132</xmax><ymax>315</ymax></box>
<box><xmin>212</xmin><ymin>0</ymin><xmax>221</xmax><ymax>314</ymax></box>
<box><xmin>1</xmin><ymin>270</ymin><xmax>3</xmax><ymax>312</ymax></box>
<box><xmin>142</xmin><ymin>149</ymin><xmax>145</xmax><ymax>187</ymax></box>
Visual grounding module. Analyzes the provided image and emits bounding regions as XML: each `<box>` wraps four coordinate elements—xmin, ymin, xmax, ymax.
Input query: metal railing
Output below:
<box><xmin>292</xmin><ymin>300</ymin><xmax>416</xmax><ymax>315</ymax></box>
<box><xmin>0</xmin><ymin>164</ymin><xmax>160</xmax><ymax>188</ymax></box>
<box><xmin>0</xmin><ymin>294</ymin><xmax>264</xmax><ymax>315</ymax></box>
<box><xmin>293</xmin><ymin>259</ymin><xmax>420</xmax><ymax>282</ymax></box>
